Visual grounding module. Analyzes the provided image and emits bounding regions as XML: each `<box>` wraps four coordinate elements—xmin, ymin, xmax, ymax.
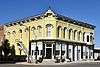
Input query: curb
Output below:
<box><xmin>15</xmin><ymin>61</ymin><xmax>100</xmax><ymax>65</ymax></box>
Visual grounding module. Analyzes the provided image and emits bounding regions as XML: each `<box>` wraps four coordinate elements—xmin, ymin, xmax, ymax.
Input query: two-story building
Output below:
<box><xmin>4</xmin><ymin>8</ymin><xmax>96</xmax><ymax>62</ymax></box>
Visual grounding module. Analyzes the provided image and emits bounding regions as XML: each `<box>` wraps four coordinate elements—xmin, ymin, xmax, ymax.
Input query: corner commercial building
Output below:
<box><xmin>4</xmin><ymin>8</ymin><xmax>96</xmax><ymax>62</ymax></box>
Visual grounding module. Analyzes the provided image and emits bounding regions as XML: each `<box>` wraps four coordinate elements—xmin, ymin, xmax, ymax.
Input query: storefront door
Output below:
<box><xmin>46</xmin><ymin>48</ymin><xmax>52</xmax><ymax>59</ymax></box>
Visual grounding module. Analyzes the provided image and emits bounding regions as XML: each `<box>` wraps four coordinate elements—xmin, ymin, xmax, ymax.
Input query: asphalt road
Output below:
<box><xmin>0</xmin><ymin>63</ymin><xmax>100</xmax><ymax>67</ymax></box>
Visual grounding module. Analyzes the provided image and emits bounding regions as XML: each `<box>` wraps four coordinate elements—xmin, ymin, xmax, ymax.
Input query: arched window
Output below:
<box><xmin>19</xmin><ymin>29</ymin><xmax>22</xmax><ymax>39</ymax></box>
<box><xmin>63</xmin><ymin>27</ymin><xmax>67</xmax><ymax>38</ymax></box>
<box><xmin>19</xmin><ymin>29</ymin><xmax>22</xmax><ymax>33</ymax></box>
<box><xmin>31</xmin><ymin>26</ymin><xmax>36</xmax><ymax>31</ymax></box>
<box><xmin>90</xmin><ymin>35</ymin><xmax>92</xmax><ymax>43</ymax></box>
<box><xmin>12</xmin><ymin>31</ymin><xmax>16</xmax><ymax>34</ymax></box>
<box><xmin>12</xmin><ymin>31</ymin><xmax>16</xmax><ymax>37</ymax></box>
<box><xmin>7</xmin><ymin>32</ymin><xmax>11</xmax><ymax>35</ymax></box>
<box><xmin>83</xmin><ymin>32</ymin><xmax>85</xmax><ymax>41</ymax></box>
<box><xmin>87</xmin><ymin>35</ymin><xmax>89</xmax><ymax>42</ymax></box>
<box><xmin>69</xmin><ymin>29</ymin><xmax>72</xmax><ymax>39</ymax></box>
<box><xmin>37</xmin><ymin>25</ymin><xmax>42</xmax><ymax>33</ymax></box>
<box><xmin>7</xmin><ymin>32</ymin><xmax>11</xmax><ymax>39</ymax></box>
<box><xmin>46</xmin><ymin>24</ymin><xmax>53</xmax><ymax>37</ymax></box>
<box><xmin>90</xmin><ymin>33</ymin><xmax>93</xmax><ymax>43</ymax></box>
<box><xmin>57</xmin><ymin>26</ymin><xmax>61</xmax><ymax>38</ymax></box>
<box><xmin>78</xmin><ymin>31</ymin><xmax>81</xmax><ymax>41</ymax></box>
<box><xmin>31</xmin><ymin>26</ymin><xmax>36</xmax><ymax>38</ymax></box>
<box><xmin>73</xmin><ymin>30</ymin><xmax>77</xmax><ymax>40</ymax></box>
<box><xmin>24</xmin><ymin>28</ymin><xmax>28</xmax><ymax>32</ymax></box>
<box><xmin>37</xmin><ymin>25</ymin><xmax>42</xmax><ymax>37</ymax></box>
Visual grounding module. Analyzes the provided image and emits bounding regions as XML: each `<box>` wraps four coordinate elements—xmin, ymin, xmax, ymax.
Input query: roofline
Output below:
<box><xmin>4</xmin><ymin>8</ymin><xmax>96</xmax><ymax>29</ymax></box>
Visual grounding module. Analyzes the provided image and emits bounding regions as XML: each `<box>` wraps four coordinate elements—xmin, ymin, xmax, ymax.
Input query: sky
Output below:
<box><xmin>0</xmin><ymin>0</ymin><xmax>100</xmax><ymax>48</ymax></box>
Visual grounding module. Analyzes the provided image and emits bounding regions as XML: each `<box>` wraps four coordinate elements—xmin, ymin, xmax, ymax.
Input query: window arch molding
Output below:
<box><xmin>37</xmin><ymin>25</ymin><xmax>42</xmax><ymax>29</ymax></box>
<box><xmin>46</xmin><ymin>24</ymin><xmax>53</xmax><ymax>28</ymax></box>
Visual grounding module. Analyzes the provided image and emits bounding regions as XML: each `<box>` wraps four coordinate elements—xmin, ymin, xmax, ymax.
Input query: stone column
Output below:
<box><xmin>78</xmin><ymin>46</ymin><xmax>81</xmax><ymax>60</ymax></box>
<box><xmin>87</xmin><ymin>46</ymin><xmax>90</xmax><ymax>59</ymax></box>
<box><xmin>52</xmin><ymin>43</ymin><xmax>54</xmax><ymax>60</ymax></box>
<box><xmin>69</xmin><ymin>45</ymin><xmax>73</xmax><ymax>61</ymax></box>
<box><xmin>75</xmin><ymin>45</ymin><xmax>77</xmax><ymax>61</ymax></box>
<box><xmin>45</xmin><ymin>43</ymin><xmax>46</xmax><ymax>58</ymax></box>
<box><xmin>65</xmin><ymin>44</ymin><xmax>67</xmax><ymax>60</ymax></box>
<box><xmin>83</xmin><ymin>46</ymin><xmax>86</xmax><ymax>59</ymax></box>
<box><xmin>60</xmin><ymin>43</ymin><xmax>62</xmax><ymax>59</ymax></box>
<box><xmin>77</xmin><ymin>45</ymin><xmax>78</xmax><ymax>60</ymax></box>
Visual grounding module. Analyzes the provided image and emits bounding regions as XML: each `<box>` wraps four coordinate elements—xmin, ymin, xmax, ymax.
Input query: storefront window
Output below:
<box><xmin>56</xmin><ymin>44</ymin><xmax>60</xmax><ymax>50</ymax></box>
<box><xmin>83</xmin><ymin>52</ymin><xmax>85</xmax><ymax>56</ymax></box>
<box><xmin>55</xmin><ymin>50</ymin><xmax>60</xmax><ymax>55</ymax></box>
<box><xmin>62</xmin><ymin>44</ymin><xmax>65</xmax><ymax>51</ymax></box>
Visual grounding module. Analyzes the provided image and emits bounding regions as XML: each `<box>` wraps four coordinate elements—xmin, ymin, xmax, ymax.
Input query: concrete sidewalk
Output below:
<box><xmin>15</xmin><ymin>61</ymin><xmax>100</xmax><ymax>65</ymax></box>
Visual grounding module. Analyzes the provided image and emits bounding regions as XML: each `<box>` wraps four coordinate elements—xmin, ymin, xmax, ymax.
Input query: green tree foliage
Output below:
<box><xmin>2</xmin><ymin>39</ymin><xmax>11</xmax><ymax>56</ymax></box>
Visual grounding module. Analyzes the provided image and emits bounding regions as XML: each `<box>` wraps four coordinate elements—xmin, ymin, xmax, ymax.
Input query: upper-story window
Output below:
<box><xmin>87</xmin><ymin>35</ymin><xmax>89</xmax><ymax>42</ymax></box>
<box><xmin>19</xmin><ymin>29</ymin><xmax>22</xmax><ymax>33</ymax></box>
<box><xmin>37</xmin><ymin>25</ymin><xmax>42</xmax><ymax>33</ymax></box>
<box><xmin>90</xmin><ymin>36</ymin><xmax>93</xmax><ymax>43</ymax></box>
<box><xmin>7</xmin><ymin>32</ymin><xmax>11</xmax><ymax>35</ymax></box>
<box><xmin>31</xmin><ymin>26</ymin><xmax>36</xmax><ymax>31</ymax></box>
<box><xmin>69</xmin><ymin>29</ymin><xmax>72</xmax><ymax>39</ymax></box>
<box><xmin>46</xmin><ymin>24</ymin><xmax>53</xmax><ymax>37</ymax></box>
<box><xmin>12</xmin><ymin>31</ymin><xmax>16</xmax><ymax>36</ymax></box>
<box><xmin>78</xmin><ymin>31</ymin><xmax>81</xmax><ymax>41</ymax></box>
<box><xmin>83</xmin><ymin>32</ymin><xmax>85</xmax><ymax>42</ymax></box>
<box><xmin>73</xmin><ymin>30</ymin><xmax>77</xmax><ymax>40</ymax></box>
<box><xmin>19</xmin><ymin>29</ymin><xmax>22</xmax><ymax>38</ymax></box>
<box><xmin>37</xmin><ymin>25</ymin><xmax>42</xmax><ymax>37</ymax></box>
<box><xmin>31</xmin><ymin>26</ymin><xmax>36</xmax><ymax>38</ymax></box>
<box><xmin>90</xmin><ymin>33</ymin><xmax>93</xmax><ymax>43</ymax></box>
<box><xmin>57</xmin><ymin>26</ymin><xmax>61</xmax><ymax>38</ymax></box>
<box><xmin>63</xmin><ymin>27</ymin><xmax>67</xmax><ymax>38</ymax></box>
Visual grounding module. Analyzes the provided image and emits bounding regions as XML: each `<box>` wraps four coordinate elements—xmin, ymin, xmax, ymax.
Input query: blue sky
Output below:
<box><xmin>0</xmin><ymin>0</ymin><xmax>100</xmax><ymax>47</ymax></box>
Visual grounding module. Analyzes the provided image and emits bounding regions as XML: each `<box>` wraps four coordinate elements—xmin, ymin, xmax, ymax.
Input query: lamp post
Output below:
<box><xmin>20</xmin><ymin>24</ymin><xmax>31</xmax><ymax>63</ymax></box>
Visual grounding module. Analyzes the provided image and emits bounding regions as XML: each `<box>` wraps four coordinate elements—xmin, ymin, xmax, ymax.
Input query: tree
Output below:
<box><xmin>10</xmin><ymin>45</ymin><xmax>15</xmax><ymax>56</ymax></box>
<box><xmin>2</xmin><ymin>39</ymin><xmax>11</xmax><ymax>56</ymax></box>
<box><xmin>0</xmin><ymin>46</ymin><xmax>2</xmax><ymax>56</ymax></box>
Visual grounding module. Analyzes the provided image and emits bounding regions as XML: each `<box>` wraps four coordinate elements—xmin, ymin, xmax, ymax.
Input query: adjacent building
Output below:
<box><xmin>94</xmin><ymin>48</ymin><xmax>100</xmax><ymax>60</ymax></box>
<box><xmin>4</xmin><ymin>8</ymin><xmax>96</xmax><ymax>62</ymax></box>
<box><xmin>0</xmin><ymin>25</ymin><xmax>5</xmax><ymax>56</ymax></box>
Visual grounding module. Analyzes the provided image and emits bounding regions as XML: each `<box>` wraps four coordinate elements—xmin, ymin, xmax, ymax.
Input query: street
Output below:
<box><xmin>0</xmin><ymin>63</ymin><xmax>100</xmax><ymax>67</ymax></box>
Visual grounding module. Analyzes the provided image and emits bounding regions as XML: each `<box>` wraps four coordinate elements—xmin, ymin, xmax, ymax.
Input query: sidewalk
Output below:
<box><xmin>15</xmin><ymin>61</ymin><xmax>100</xmax><ymax>65</ymax></box>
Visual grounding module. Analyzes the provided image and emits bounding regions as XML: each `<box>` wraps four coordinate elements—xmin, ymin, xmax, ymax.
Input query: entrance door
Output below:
<box><xmin>46</xmin><ymin>48</ymin><xmax>52</xmax><ymax>59</ymax></box>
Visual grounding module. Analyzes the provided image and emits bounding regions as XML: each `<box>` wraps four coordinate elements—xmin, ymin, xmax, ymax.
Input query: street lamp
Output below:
<box><xmin>20</xmin><ymin>24</ymin><xmax>31</xmax><ymax>63</ymax></box>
